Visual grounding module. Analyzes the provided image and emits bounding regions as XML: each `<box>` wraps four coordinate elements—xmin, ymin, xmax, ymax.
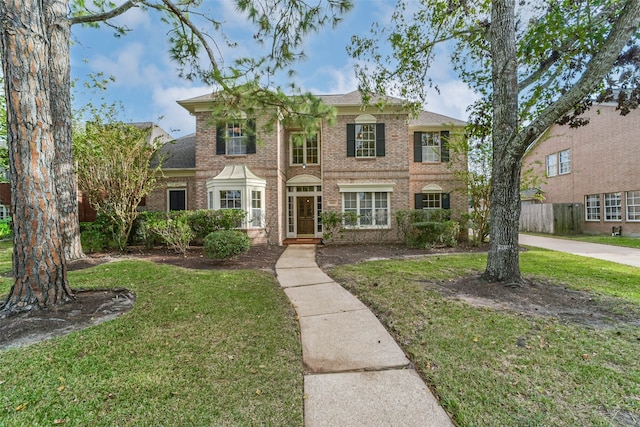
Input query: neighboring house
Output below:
<box><xmin>147</xmin><ymin>90</ymin><xmax>467</xmax><ymax>244</ymax></box>
<box><xmin>0</xmin><ymin>122</ymin><xmax>174</xmax><ymax>223</ymax></box>
<box><xmin>521</xmin><ymin>104</ymin><xmax>640</xmax><ymax>236</ymax></box>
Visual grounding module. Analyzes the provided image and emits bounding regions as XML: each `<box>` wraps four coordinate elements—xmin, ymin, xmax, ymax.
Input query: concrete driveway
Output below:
<box><xmin>519</xmin><ymin>234</ymin><xmax>640</xmax><ymax>268</ymax></box>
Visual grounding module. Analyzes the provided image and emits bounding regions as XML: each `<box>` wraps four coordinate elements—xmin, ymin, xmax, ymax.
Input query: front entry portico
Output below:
<box><xmin>286</xmin><ymin>175</ymin><xmax>322</xmax><ymax>238</ymax></box>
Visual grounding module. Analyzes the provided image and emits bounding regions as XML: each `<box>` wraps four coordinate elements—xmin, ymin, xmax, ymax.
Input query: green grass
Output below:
<box><xmin>523</xmin><ymin>232</ymin><xmax>640</xmax><ymax>249</ymax></box>
<box><xmin>0</xmin><ymin>240</ymin><xmax>12</xmax><ymax>275</ymax></box>
<box><xmin>328</xmin><ymin>249</ymin><xmax>640</xmax><ymax>426</ymax></box>
<box><xmin>0</xmin><ymin>261</ymin><xmax>302</xmax><ymax>426</ymax></box>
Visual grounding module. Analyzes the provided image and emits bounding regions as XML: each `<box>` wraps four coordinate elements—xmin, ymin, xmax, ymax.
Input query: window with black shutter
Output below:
<box><xmin>215</xmin><ymin>119</ymin><xmax>256</xmax><ymax>155</ymax></box>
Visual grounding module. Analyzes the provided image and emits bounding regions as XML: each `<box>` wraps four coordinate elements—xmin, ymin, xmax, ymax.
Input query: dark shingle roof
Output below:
<box><xmin>409</xmin><ymin>111</ymin><xmax>466</xmax><ymax>127</ymax></box>
<box><xmin>155</xmin><ymin>133</ymin><xmax>196</xmax><ymax>169</ymax></box>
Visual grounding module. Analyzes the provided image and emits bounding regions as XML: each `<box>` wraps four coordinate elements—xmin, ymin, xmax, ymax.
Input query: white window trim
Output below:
<box><xmin>166</xmin><ymin>188</ymin><xmax>187</xmax><ymax>212</ymax></box>
<box><xmin>339</xmin><ymin>183</ymin><xmax>393</xmax><ymax>229</ymax></box>
<box><xmin>206</xmin><ymin>165</ymin><xmax>266</xmax><ymax>229</ymax></box>
<box><xmin>338</xmin><ymin>183</ymin><xmax>395</xmax><ymax>193</ymax></box>
<box><xmin>289</xmin><ymin>132</ymin><xmax>319</xmax><ymax>166</ymax></box>
<box><xmin>604</xmin><ymin>192</ymin><xmax>622</xmax><ymax>222</ymax></box>
<box><xmin>355</xmin><ymin>123</ymin><xmax>376</xmax><ymax>158</ymax></box>
<box><xmin>225</xmin><ymin>122</ymin><xmax>248</xmax><ymax>156</ymax></box>
<box><xmin>421</xmin><ymin>131</ymin><xmax>441</xmax><ymax>163</ymax></box>
<box><xmin>585</xmin><ymin>194</ymin><xmax>600</xmax><ymax>222</ymax></box>
<box><xmin>559</xmin><ymin>149</ymin><xmax>571</xmax><ymax>175</ymax></box>
<box><xmin>546</xmin><ymin>153</ymin><xmax>557</xmax><ymax>177</ymax></box>
<box><xmin>626</xmin><ymin>191</ymin><xmax>640</xmax><ymax>222</ymax></box>
<box><xmin>421</xmin><ymin>193</ymin><xmax>442</xmax><ymax>210</ymax></box>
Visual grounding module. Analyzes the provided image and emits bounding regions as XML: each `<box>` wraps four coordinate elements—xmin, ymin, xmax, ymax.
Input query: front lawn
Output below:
<box><xmin>327</xmin><ymin>249</ymin><xmax>640</xmax><ymax>426</ymax></box>
<box><xmin>0</xmin><ymin>261</ymin><xmax>302</xmax><ymax>426</ymax></box>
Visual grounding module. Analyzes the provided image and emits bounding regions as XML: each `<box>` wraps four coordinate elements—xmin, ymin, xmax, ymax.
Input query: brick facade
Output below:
<box><xmin>522</xmin><ymin>105</ymin><xmax>640</xmax><ymax>236</ymax></box>
<box><xmin>148</xmin><ymin>91</ymin><xmax>468</xmax><ymax>245</ymax></box>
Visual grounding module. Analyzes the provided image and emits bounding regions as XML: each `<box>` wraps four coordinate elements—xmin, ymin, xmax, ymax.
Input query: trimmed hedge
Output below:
<box><xmin>203</xmin><ymin>230</ymin><xmax>250</xmax><ymax>260</ymax></box>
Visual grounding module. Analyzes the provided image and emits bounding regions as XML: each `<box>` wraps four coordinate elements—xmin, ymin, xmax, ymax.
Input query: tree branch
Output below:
<box><xmin>70</xmin><ymin>1</ymin><xmax>140</xmax><ymax>25</ymax></box>
<box><xmin>154</xmin><ymin>0</ymin><xmax>225</xmax><ymax>87</ymax></box>
<box><xmin>515</xmin><ymin>0</ymin><xmax>640</xmax><ymax>156</ymax></box>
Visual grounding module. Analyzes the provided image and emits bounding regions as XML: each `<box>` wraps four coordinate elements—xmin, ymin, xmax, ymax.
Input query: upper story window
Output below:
<box><xmin>226</xmin><ymin>123</ymin><xmax>247</xmax><ymax>155</ymax></box>
<box><xmin>216</xmin><ymin>119</ymin><xmax>256</xmax><ymax>156</ymax></box>
<box><xmin>355</xmin><ymin>124</ymin><xmax>376</xmax><ymax>158</ymax></box>
<box><xmin>290</xmin><ymin>132</ymin><xmax>319</xmax><ymax>165</ymax></box>
<box><xmin>346</xmin><ymin>115</ymin><xmax>385</xmax><ymax>158</ymax></box>
<box><xmin>559</xmin><ymin>149</ymin><xmax>571</xmax><ymax>174</ymax></box>
<box><xmin>546</xmin><ymin>153</ymin><xmax>557</xmax><ymax>177</ymax></box>
<box><xmin>413</xmin><ymin>131</ymin><xmax>450</xmax><ymax>163</ymax></box>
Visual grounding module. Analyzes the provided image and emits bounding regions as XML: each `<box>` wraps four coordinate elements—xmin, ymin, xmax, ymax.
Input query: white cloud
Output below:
<box><xmin>89</xmin><ymin>42</ymin><xmax>148</xmax><ymax>86</ymax></box>
<box><xmin>151</xmin><ymin>85</ymin><xmax>211</xmax><ymax>137</ymax></box>
<box><xmin>425</xmin><ymin>80</ymin><xmax>479</xmax><ymax>121</ymax></box>
<box><xmin>111</xmin><ymin>6</ymin><xmax>152</xmax><ymax>30</ymax></box>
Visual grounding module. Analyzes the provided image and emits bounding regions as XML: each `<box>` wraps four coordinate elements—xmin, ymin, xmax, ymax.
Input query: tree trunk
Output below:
<box><xmin>484</xmin><ymin>0</ymin><xmax>522</xmax><ymax>283</ymax></box>
<box><xmin>46</xmin><ymin>0</ymin><xmax>85</xmax><ymax>261</ymax></box>
<box><xmin>0</xmin><ymin>0</ymin><xmax>74</xmax><ymax>313</ymax></box>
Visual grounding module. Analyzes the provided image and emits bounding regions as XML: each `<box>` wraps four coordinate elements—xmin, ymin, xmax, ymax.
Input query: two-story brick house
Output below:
<box><xmin>522</xmin><ymin>103</ymin><xmax>640</xmax><ymax>236</ymax></box>
<box><xmin>147</xmin><ymin>90</ymin><xmax>467</xmax><ymax>244</ymax></box>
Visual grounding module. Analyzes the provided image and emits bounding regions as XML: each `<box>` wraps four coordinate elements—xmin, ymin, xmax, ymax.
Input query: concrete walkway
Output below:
<box><xmin>275</xmin><ymin>244</ymin><xmax>453</xmax><ymax>427</ymax></box>
<box><xmin>519</xmin><ymin>234</ymin><xmax>640</xmax><ymax>268</ymax></box>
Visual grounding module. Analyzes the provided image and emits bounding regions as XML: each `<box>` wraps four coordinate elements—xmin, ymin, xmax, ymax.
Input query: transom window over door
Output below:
<box><xmin>290</xmin><ymin>132</ymin><xmax>319</xmax><ymax>165</ymax></box>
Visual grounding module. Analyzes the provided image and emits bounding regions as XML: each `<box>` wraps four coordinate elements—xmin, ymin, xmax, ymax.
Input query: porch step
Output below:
<box><xmin>283</xmin><ymin>238</ymin><xmax>323</xmax><ymax>245</ymax></box>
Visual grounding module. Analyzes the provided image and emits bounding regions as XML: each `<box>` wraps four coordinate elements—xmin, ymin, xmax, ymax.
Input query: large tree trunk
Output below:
<box><xmin>46</xmin><ymin>0</ymin><xmax>85</xmax><ymax>261</ymax></box>
<box><xmin>0</xmin><ymin>0</ymin><xmax>74</xmax><ymax>313</ymax></box>
<box><xmin>484</xmin><ymin>0</ymin><xmax>522</xmax><ymax>283</ymax></box>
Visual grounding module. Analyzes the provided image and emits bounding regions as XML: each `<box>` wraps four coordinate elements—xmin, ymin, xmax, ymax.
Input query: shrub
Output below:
<box><xmin>406</xmin><ymin>220</ymin><xmax>461</xmax><ymax>248</ymax></box>
<box><xmin>81</xmin><ymin>225</ymin><xmax>106</xmax><ymax>253</ymax></box>
<box><xmin>320</xmin><ymin>211</ymin><xmax>345</xmax><ymax>243</ymax></box>
<box><xmin>149</xmin><ymin>215</ymin><xmax>194</xmax><ymax>255</ymax></box>
<box><xmin>203</xmin><ymin>230</ymin><xmax>250</xmax><ymax>260</ymax></box>
<box><xmin>85</xmin><ymin>215</ymin><xmax>121</xmax><ymax>250</ymax></box>
<box><xmin>131</xmin><ymin>211</ymin><xmax>167</xmax><ymax>248</ymax></box>
<box><xmin>0</xmin><ymin>219</ymin><xmax>12</xmax><ymax>240</ymax></box>
<box><xmin>186</xmin><ymin>209</ymin><xmax>245</xmax><ymax>239</ymax></box>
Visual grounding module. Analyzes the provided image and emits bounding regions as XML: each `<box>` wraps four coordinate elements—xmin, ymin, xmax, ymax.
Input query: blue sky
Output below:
<box><xmin>70</xmin><ymin>0</ymin><xmax>477</xmax><ymax>138</ymax></box>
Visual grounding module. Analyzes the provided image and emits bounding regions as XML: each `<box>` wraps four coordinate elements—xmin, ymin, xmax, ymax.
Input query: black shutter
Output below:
<box><xmin>216</xmin><ymin>124</ymin><xmax>226</xmax><ymax>155</ymax></box>
<box><xmin>375</xmin><ymin>123</ymin><xmax>385</xmax><ymax>157</ymax></box>
<box><xmin>414</xmin><ymin>193</ymin><xmax>424</xmax><ymax>210</ymax></box>
<box><xmin>413</xmin><ymin>132</ymin><xmax>422</xmax><ymax>162</ymax></box>
<box><xmin>246</xmin><ymin>119</ymin><xmax>256</xmax><ymax>154</ymax></box>
<box><xmin>440</xmin><ymin>130</ymin><xmax>450</xmax><ymax>162</ymax></box>
<box><xmin>442</xmin><ymin>192</ymin><xmax>450</xmax><ymax>210</ymax></box>
<box><xmin>346</xmin><ymin>124</ymin><xmax>356</xmax><ymax>157</ymax></box>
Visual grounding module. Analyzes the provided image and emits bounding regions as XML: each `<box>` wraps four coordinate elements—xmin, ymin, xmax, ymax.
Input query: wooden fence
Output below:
<box><xmin>519</xmin><ymin>203</ymin><xmax>583</xmax><ymax>235</ymax></box>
